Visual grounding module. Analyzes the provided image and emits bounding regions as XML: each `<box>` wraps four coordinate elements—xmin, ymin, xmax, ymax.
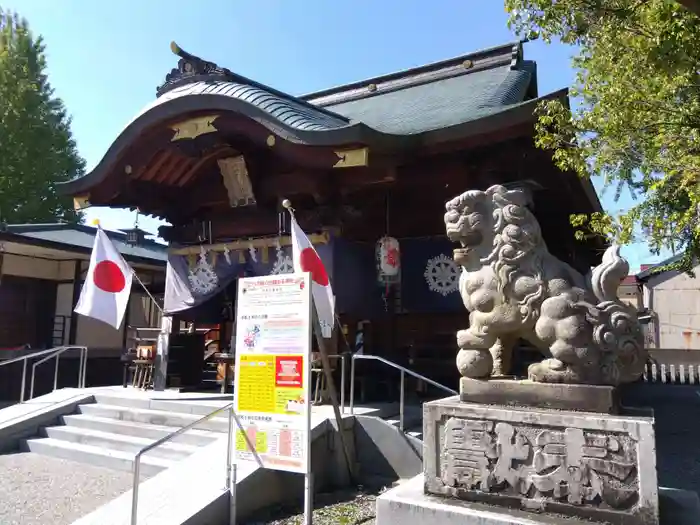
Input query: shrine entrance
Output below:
<box><xmin>60</xmin><ymin>41</ymin><xmax>604</xmax><ymax>396</ymax></box>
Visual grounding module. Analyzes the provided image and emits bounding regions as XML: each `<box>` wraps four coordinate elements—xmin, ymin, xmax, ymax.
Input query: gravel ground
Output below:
<box><xmin>0</xmin><ymin>452</ymin><xmax>139</xmax><ymax>525</ymax></box>
<box><xmin>242</xmin><ymin>485</ymin><xmax>385</xmax><ymax>525</ymax></box>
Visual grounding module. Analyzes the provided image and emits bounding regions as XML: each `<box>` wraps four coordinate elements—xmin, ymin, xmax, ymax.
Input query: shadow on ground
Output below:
<box><xmin>622</xmin><ymin>383</ymin><xmax>700</xmax><ymax>495</ymax></box>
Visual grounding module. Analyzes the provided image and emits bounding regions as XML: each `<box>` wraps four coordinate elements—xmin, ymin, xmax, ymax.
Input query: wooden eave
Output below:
<box><xmin>677</xmin><ymin>0</ymin><xmax>700</xmax><ymax>15</ymax></box>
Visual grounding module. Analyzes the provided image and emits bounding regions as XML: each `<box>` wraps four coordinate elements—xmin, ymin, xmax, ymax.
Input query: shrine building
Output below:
<box><xmin>59</xmin><ymin>41</ymin><xmax>604</xmax><ymax>396</ymax></box>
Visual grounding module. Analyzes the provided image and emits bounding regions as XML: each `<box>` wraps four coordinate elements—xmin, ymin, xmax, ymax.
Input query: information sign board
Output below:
<box><xmin>232</xmin><ymin>273</ymin><xmax>312</xmax><ymax>474</ymax></box>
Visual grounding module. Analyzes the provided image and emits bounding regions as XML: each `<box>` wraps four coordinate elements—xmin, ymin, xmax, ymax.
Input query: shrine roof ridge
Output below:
<box><xmin>302</xmin><ymin>41</ymin><xmax>526</xmax><ymax>107</ymax></box>
<box><xmin>157</xmin><ymin>41</ymin><xmax>350</xmax><ymax>125</ymax></box>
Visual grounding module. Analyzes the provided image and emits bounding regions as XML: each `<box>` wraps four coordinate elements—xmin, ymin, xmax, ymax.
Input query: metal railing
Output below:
<box><xmin>0</xmin><ymin>346</ymin><xmax>88</xmax><ymax>402</ymax></box>
<box><xmin>29</xmin><ymin>346</ymin><xmax>88</xmax><ymax>401</ymax></box>
<box><xmin>349</xmin><ymin>354</ymin><xmax>457</xmax><ymax>431</ymax></box>
<box><xmin>131</xmin><ymin>402</ymin><xmax>238</xmax><ymax>525</ymax></box>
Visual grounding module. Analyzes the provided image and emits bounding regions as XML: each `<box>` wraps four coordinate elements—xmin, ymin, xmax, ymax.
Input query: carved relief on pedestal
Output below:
<box><xmin>439</xmin><ymin>417</ymin><xmax>638</xmax><ymax>510</ymax></box>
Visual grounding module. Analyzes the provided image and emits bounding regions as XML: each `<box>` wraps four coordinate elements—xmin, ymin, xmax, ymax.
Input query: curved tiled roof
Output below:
<box><xmin>131</xmin><ymin>80</ymin><xmax>350</xmax><ymax>133</ymax></box>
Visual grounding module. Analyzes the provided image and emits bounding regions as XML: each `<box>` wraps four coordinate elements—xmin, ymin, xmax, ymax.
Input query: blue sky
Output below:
<box><xmin>5</xmin><ymin>0</ymin><xmax>665</xmax><ymax>271</ymax></box>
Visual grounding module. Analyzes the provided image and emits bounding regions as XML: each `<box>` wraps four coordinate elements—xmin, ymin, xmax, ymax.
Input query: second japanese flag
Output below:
<box><xmin>289</xmin><ymin>215</ymin><xmax>335</xmax><ymax>337</ymax></box>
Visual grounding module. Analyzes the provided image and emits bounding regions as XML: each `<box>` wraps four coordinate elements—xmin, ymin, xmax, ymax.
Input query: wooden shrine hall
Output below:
<box><xmin>59</xmin><ymin>40</ymin><xmax>604</xmax><ymax>396</ymax></box>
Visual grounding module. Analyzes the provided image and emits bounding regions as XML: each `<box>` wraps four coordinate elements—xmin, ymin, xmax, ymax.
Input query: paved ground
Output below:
<box><xmin>0</xmin><ymin>453</ymin><xmax>141</xmax><ymax>525</ymax></box>
<box><xmin>622</xmin><ymin>384</ymin><xmax>700</xmax><ymax>494</ymax></box>
<box><xmin>0</xmin><ymin>384</ymin><xmax>697</xmax><ymax>525</ymax></box>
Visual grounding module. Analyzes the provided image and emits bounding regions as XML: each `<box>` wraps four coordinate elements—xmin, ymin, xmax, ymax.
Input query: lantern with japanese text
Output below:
<box><xmin>376</xmin><ymin>236</ymin><xmax>401</xmax><ymax>285</ymax></box>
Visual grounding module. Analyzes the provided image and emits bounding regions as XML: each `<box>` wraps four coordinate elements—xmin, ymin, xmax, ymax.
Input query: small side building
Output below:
<box><xmin>617</xmin><ymin>275</ymin><xmax>642</xmax><ymax>310</ymax></box>
<box><xmin>0</xmin><ymin>223</ymin><xmax>166</xmax><ymax>352</ymax></box>
<box><xmin>637</xmin><ymin>257</ymin><xmax>700</xmax><ymax>349</ymax></box>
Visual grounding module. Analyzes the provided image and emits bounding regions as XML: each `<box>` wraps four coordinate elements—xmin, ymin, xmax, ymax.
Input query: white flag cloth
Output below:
<box><xmin>74</xmin><ymin>226</ymin><xmax>133</xmax><ymax>329</ymax></box>
<box><xmin>290</xmin><ymin>215</ymin><xmax>335</xmax><ymax>337</ymax></box>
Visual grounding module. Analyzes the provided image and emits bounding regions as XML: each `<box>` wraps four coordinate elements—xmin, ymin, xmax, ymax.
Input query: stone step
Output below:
<box><xmin>42</xmin><ymin>425</ymin><xmax>198</xmax><ymax>461</ymax></box>
<box><xmin>61</xmin><ymin>414</ymin><xmax>221</xmax><ymax>446</ymax></box>
<box><xmin>406</xmin><ymin>430</ymin><xmax>423</xmax><ymax>440</ymax></box>
<box><xmin>383</xmin><ymin>414</ymin><xmax>424</xmax><ymax>441</ymax></box>
<box><xmin>91</xmin><ymin>394</ymin><xmax>229</xmax><ymax>417</ymax></box>
<box><xmin>77</xmin><ymin>403</ymin><xmax>230</xmax><ymax>432</ymax></box>
<box><xmin>22</xmin><ymin>437</ymin><xmax>173</xmax><ymax>476</ymax></box>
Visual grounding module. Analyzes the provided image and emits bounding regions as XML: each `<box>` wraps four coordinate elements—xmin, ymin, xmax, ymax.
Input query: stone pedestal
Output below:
<box><xmin>377</xmin><ymin>474</ymin><xmax>700</xmax><ymax>525</ymax></box>
<box><xmin>459</xmin><ymin>377</ymin><xmax>620</xmax><ymax>414</ymax></box>
<box><xmin>421</xmin><ymin>396</ymin><xmax>658</xmax><ymax>524</ymax></box>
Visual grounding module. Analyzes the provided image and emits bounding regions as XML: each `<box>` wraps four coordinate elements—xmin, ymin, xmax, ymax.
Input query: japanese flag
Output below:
<box><xmin>290</xmin><ymin>215</ymin><xmax>335</xmax><ymax>338</ymax></box>
<box><xmin>74</xmin><ymin>226</ymin><xmax>133</xmax><ymax>329</ymax></box>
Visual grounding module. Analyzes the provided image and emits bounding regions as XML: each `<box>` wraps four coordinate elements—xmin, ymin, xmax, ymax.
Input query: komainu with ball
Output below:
<box><xmin>444</xmin><ymin>184</ymin><xmax>646</xmax><ymax>385</ymax></box>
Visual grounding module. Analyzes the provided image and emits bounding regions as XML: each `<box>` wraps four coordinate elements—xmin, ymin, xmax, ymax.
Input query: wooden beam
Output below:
<box><xmin>169</xmin><ymin>231</ymin><xmax>331</xmax><ymax>255</ymax></box>
<box><xmin>168</xmin><ymin>207</ymin><xmax>327</xmax><ymax>243</ymax></box>
<box><xmin>677</xmin><ymin>0</ymin><xmax>700</xmax><ymax>15</ymax></box>
<box><xmin>174</xmin><ymin>145</ymin><xmax>238</xmax><ymax>187</ymax></box>
<box><xmin>214</xmin><ymin>114</ymin><xmax>369</xmax><ymax>170</ymax></box>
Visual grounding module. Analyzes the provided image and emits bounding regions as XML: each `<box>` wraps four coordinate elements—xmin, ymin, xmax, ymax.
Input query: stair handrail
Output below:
<box><xmin>349</xmin><ymin>353</ymin><xmax>457</xmax><ymax>432</ymax></box>
<box><xmin>29</xmin><ymin>346</ymin><xmax>88</xmax><ymax>401</ymax></box>
<box><xmin>131</xmin><ymin>402</ymin><xmax>250</xmax><ymax>525</ymax></box>
<box><xmin>0</xmin><ymin>346</ymin><xmax>88</xmax><ymax>403</ymax></box>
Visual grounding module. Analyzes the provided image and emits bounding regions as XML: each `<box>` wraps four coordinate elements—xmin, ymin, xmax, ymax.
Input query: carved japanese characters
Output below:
<box><xmin>444</xmin><ymin>184</ymin><xmax>646</xmax><ymax>385</ymax></box>
<box><xmin>440</xmin><ymin>417</ymin><xmax>638</xmax><ymax>511</ymax></box>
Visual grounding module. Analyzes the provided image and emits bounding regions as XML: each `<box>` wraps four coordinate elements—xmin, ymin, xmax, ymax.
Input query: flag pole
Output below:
<box><xmin>131</xmin><ymin>269</ymin><xmax>165</xmax><ymax>314</ymax></box>
<box><xmin>283</xmin><ymin>200</ymin><xmax>357</xmax><ymax>485</ymax></box>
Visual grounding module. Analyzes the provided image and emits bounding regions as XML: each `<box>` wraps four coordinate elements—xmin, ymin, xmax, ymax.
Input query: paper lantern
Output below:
<box><xmin>376</xmin><ymin>236</ymin><xmax>400</xmax><ymax>284</ymax></box>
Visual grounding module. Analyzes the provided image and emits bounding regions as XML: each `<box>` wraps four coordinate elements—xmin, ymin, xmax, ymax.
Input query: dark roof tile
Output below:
<box><xmin>4</xmin><ymin>223</ymin><xmax>167</xmax><ymax>262</ymax></box>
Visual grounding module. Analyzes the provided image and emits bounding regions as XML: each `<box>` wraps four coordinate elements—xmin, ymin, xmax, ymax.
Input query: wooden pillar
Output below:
<box><xmin>153</xmin><ymin>315</ymin><xmax>173</xmax><ymax>391</ymax></box>
<box><xmin>121</xmin><ymin>295</ymin><xmax>131</xmax><ymax>350</ymax></box>
<box><xmin>68</xmin><ymin>259</ymin><xmax>82</xmax><ymax>345</ymax></box>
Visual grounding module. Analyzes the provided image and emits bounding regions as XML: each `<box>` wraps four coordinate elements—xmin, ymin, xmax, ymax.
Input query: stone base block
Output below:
<box><xmin>460</xmin><ymin>377</ymin><xmax>619</xmax><ymax>414</ymax></box>
<box><xmin>376</xmin><ymin>475</ymin><xmax>700</xmax><ymax>525</ymax></box>
<box><xmin>423</xmin><ymin>396</ymin><xmax>659</xmax><ymax>524</ymax></box>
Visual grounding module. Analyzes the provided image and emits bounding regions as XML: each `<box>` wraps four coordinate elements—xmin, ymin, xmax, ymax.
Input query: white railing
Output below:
<box><xmin>643</xmin><ymin>360</ymin><xmax>700</xmax><ymax>384</ymax></box>
<box><xmin>641</xmin><ymin>349</ymin><xmax>700</xmax><ymax>384</ymax></box>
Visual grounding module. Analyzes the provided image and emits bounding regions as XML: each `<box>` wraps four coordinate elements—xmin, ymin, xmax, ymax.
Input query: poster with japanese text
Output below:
<box><xmin>232</xmin><ymin>273</ymin><xmax>312</xmax><ymax>474</ymax></box>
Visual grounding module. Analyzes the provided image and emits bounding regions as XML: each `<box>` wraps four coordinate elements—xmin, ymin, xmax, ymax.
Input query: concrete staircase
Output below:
<box><xmin>21</xmin><ymin>393</ymin><xmax>228</xmax><ymax>476</ymax></box>
<box><xmin>381</xmin><ymin>404</ymin><xmax>424</xmax><ymax>440</ymax></box>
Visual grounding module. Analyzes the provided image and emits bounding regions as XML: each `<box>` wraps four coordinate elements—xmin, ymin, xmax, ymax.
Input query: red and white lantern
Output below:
<box><xmin>376</xmin><ymin>236</ymin><xmax>401</xmax><ymax>284</ymax></box>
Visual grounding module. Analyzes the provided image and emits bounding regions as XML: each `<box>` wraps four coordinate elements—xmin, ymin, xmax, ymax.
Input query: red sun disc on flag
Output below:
<box><xmin>93</xmin><ymin>260</ymin><xmax>126</xmax><ymax>293</ymax></box>
<box><xmin>299</xmin><ymin>248</ymin><xmax>329</xmax><ymax>286</ymax></box>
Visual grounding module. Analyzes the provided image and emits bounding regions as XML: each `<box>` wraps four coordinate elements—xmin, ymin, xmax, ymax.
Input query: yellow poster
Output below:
<box><xmin>236</xmin><ymin>354</ymin><xmax>276</xmax><ymax>413</ymax></box>
<box><xmin>236</xmin><ymin>353</ymin><xmax>308</xmax><ymax>415</ymax></box>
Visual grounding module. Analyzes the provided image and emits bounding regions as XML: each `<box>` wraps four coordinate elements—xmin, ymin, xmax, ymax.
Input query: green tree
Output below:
<box><xmin>505</xmin><ymin>0</ymin><xmax>700</xmax><ymax>273</ymax></box>
<box><xmin>0</xmin><ymin>7</ymin><xmax>84</xmax><ymax>224</ymax></box>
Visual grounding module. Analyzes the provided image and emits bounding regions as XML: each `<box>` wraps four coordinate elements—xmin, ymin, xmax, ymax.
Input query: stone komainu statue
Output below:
<box><xmin>444</xmin><ymin>184</ymin><xmax>646</xmax><ymax>386</ymax></box>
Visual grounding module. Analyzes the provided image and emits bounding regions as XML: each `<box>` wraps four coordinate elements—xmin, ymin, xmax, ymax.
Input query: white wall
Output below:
<box><xmin>642</xmin><ymin>262</ymin><xmax>700</xmax><ymax>349</ymax></box>
<box><xmin>2</xmin><ymin>254</ymin><xmax>74</xmax><ymax>281</ymax></box>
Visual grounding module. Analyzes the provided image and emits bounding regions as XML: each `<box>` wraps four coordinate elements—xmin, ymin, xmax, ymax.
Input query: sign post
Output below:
<box><xmin>232</xmin><ymin>273</ymin><xmax>313</xmax><ymax>524</ymax></box>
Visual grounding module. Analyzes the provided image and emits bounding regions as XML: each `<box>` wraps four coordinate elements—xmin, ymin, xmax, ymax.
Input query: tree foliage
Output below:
<box><xmin>0</xmin><ymin>7</ymin><xmax>84</xmax><ymax>224</ymax></box>
<box><xmin>504</xmin><ymin>0</ymin><xmax>700</xmax><ymax>273</ymax></box>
